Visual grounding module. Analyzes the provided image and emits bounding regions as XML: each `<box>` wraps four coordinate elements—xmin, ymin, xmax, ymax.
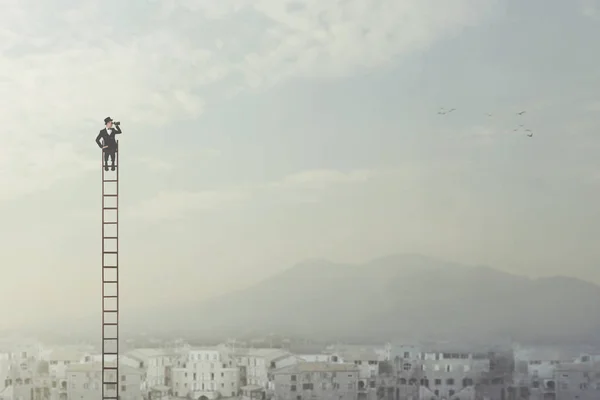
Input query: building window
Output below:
<box><xmin>435</xmin><ymin>379</ymin><xmax>441</xmax><ymax>385</ymax></box>
<box><xmin>449</xmin><ymin>389</ymin><xmax>455</xmax><ymax>396</ymax></box>
<box><xmin>404</xmin><ymin>352</ymin><xmax>410</xmax><ymax>358</ymax></box>
<box><xmin>121</xmin><ymin>386</ymin><xmax>126</xmax><ymax>392</ymax></box>
<box><xmin>403</xmin><ymin>363</ymin><xmax>411</xmax><ymax>370</ymax></box>
<box><xmin>291</xmin><ymin>375</ymin><xmax>296</xmax><ymax>381</ymax></box>
<box><xmin>302</xmin><ymin>383</ymin><xmax>313</xmax><ymax>390</ymax></box>
<box><xmin>290</xmin><ymin>385</ymin><xmax>296</xmax><ymax>392</ymax></box>
<box><xmin>121</xmin><ymin>375</ymin><xmax>125</xmax><ymax>382</ymax></box>
<box><xmin>446</xmin><ymin>365</ymin><xmax>451</xmax><ymax>372</ymax></box>
<box><xmin>446</xmin><ymin>378</ymin><xmax>454</xmax><ymax>385</ymax></box>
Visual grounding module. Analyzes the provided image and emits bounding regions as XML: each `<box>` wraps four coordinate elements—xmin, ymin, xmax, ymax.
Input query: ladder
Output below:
<box><xmin>102</xmin><ymin>143</ymin><xmax>119</xmax><ymax>400</ymax></box>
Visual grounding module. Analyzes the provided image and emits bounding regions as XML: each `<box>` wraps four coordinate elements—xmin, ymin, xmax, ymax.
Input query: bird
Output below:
<box><xmin>517</xmin><ymin>111</ymin><xmax>526</xmax><ymax>115</ymax></box>
<box><xmin>525</xmin><ymin>129</ymin><xmax>533</xmax><ymax>137</ymax></box>
<box><xmin>486</xmin><ymin>113</ymin><xmax>493</xmax><ymax>117</ymax></box>
<box><xmin>437</xmin><ymin>107</ymin><xmax>456</xmax><ymax>115</ymax></box>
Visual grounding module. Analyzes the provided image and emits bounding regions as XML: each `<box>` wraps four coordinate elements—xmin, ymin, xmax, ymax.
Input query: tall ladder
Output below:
<box><xmin>102</xmin><ymin>143</ymin><xmax>119</xmax><ymax>400</ymax></box>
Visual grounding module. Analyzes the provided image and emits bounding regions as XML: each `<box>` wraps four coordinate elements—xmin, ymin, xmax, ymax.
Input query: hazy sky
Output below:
<box><xmin>1</xmin><ymin>0</ymin><xmax>599</xmax><ymax>327</ymax></box>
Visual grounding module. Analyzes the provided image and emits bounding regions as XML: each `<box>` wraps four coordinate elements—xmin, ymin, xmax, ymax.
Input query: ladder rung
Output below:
<box><xmin>103</xmin><ymin>222</ymin><xmax>118</xmax><ymax>224</ymax></box>
<box><xmin>103</xmin><ymin>295</ymin><xmax>118</xmax><ymax>298</ymax></box>
<box><xmin>104</xmin><ymin>194</ymin><xmax>118</xmax><ymax>197</ymax></box>
<box><xmin>103</xmin><ymin>322</ymin><xmax>118</xmax><ymax>325</ymax></box>
<box><xmin>104</xmin><ymin>310</ymin><xmax>117</xmax><ymax>313</ymax></box>
<box><xmin>103</xmin><ymin>251</ymin><xmax>118</xmax><ymax>254</ymax></box>
<box><xmin>103</xmin><ymin>237</ymin><xmax>118</xmax><ymax>239</ymax></box>
<box><xmin>103</xmin><ymin>179</ymin><xmax>118</xmax><ymax>182</ymax></box>
<box><xmin>103</xmin><ymin>266</ymin><xmax>118</xmax><ymax>269</ymax></box>
<box><xmin>103</xmin><ymin>338</ymin><xmax>118</xmax><ymax>342</ymax></box>
<box><xmin>103</xmin><ymin>280</ymin><xmax>118</xmax><ymax>283</ymax></box>
<box><xmin>103</xmin><ymin>207</ymin><xmax>118</xmax><ymax>210</ymax></box>
<box><xmin>103</xmin><ymin>352</ymin><xmax>118</xmax><ymax>356</ymax></box>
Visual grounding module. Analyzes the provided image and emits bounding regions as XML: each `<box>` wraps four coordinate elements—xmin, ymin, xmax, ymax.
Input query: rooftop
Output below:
<box><xmin>235</xmin><ymin>348</ymin><xmax>292</xmax><ymax>362</ymax></box>
<box><xmin>555</xmin><ymin>361</ymin><xmax>600</xmax><ymax>372</ymax></box>
<box><xmin>275</xmin><ymin>362</ymin><xmax>359</xmax><ymax>374</ymax></box>
<box><xmin>125</xmin><ymin>348</ymin><xmax>173</xmax><ymax>361</ymax></box>
<box><xmin>66</xmin><ymin>362</ymin><xmax>141</xmax><ymax>374</ymax></box>
<box><xmin>47</xmin><ymin>348</ymin><xmax>85</xmax><ymax>362</ymax></box>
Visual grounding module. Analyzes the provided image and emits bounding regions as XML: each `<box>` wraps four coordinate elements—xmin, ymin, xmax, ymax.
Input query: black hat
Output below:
<box><xmin>104</xmin><ymin>117</ymin><xmax>113</xmax><ymax>124</ymax></box>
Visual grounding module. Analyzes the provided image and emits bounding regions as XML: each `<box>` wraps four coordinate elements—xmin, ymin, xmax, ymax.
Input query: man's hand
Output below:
<box><xmin>103</xmin><ymin>146</ymin><xmax>108</xmax><ymax>149</ymax></box>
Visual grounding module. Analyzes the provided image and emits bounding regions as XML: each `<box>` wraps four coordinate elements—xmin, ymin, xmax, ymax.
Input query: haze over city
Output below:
<box><xmin>0</xmin><ymin>0</ymin><xmax>599</xmax><ymax>335</ymax></box>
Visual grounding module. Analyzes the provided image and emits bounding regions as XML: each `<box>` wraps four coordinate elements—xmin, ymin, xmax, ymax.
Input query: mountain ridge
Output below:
<box><xmin>137</xmin><ymin>253</ymin><xmax>600</xmax><ymax>344</ymax></box>
<box><xmin>28</xmin><ymin>254</ymin><xmax>600</xmax><ymax>346</ymax></box>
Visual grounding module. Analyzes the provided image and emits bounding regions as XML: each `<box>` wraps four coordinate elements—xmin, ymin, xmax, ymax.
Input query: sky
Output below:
<box><xmin>0</xmin><ymin>0</ymin><xmax>599</xmax><ymax>328</ymax></box>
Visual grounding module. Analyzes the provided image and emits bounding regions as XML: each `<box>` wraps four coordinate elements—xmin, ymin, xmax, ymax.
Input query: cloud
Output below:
<box><xmin>126</xmin><ymin>189</ymin><xmax>251</xmax><ymax>221</ymax></box>
<box><xmin>126</xmin><ymin>168</ymin><xmax>380</xmax><ymax>221</ymax></box>
<box><xmin>581</xmin><ymin>0</ymin><xmax>600</xmax><ymax>19</ymax></box>
<box><xmin>271</xmin><ymin>169</ymin><xmax>372</xmax><ymax>188</ymax></box>
<box><xmin>0</xmin><ymin>0</ymin><xmax>494</xmax><ymax>201</ymax></box>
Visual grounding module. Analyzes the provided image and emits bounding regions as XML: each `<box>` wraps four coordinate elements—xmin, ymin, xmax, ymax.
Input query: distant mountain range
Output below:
<box><xmin>128</xmin><ymin>254</ymin><xmax>600</xmax><ymax>345</ymax></box>
<box><xmin>31</xmin><ymin>254</ymin><xmax>600</xmax><ymax>346</ymax></box>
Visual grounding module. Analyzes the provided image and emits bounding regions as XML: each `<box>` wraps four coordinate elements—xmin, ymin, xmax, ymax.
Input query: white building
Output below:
<box><xmin>272</xmin><ymin>362</ymin><xmax>359</xmax><ymax>400</ymax></box>
<box><xmin>66</xmin><ymin>362</ymin><xmax>142</xmax><ymax>400</ymax></box>
<box><xmin>171</xmin><ymin>346</ymin><xmax>239</xmax><ymax>399</ymax></box>
<box><xmin>0</xmin><ymin>370</ymin><xmax>35</xmax><ymax>400</ymax></box>
<box><xmin>235</xmin><ymin>348</ymin><xmax>300</xmax><ymax>391</ymax></box>
<box><xmin>554</xmin><ymin>359</ymin><xmax>600</xmax><ymax>400</ymax></box>
<box><xmin>121</xmin><ymin>348</ymin><xmax>175</xmax><ymax>391</ymax></box>
<box><xmin>44</xmin><ymin>349</ymin><xmax>87</xmax><ymax>380</ymax></box>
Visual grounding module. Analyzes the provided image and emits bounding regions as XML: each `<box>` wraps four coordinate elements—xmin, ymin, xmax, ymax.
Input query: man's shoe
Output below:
<box><xmin>111</xmin><ymin>166</ymin><xmax>116</xmax><ymax>171</ymax></box>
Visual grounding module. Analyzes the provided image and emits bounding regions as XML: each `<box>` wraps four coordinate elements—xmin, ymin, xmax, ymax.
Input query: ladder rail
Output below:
<box><xmin>102</xmin><ymin>141</ymin><xmax>119</xmax><ymax>400</ymax></box>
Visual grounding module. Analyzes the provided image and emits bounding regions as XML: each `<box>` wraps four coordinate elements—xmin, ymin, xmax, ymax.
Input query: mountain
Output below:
<box><xmin>132</xmin><ymin>254</ymin><xmax>600</xmax><ymax>344</ymax></box>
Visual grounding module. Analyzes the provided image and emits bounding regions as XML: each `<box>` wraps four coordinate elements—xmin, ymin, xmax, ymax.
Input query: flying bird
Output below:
<box><xmin>437</xmin><ymin>108</ymin><xmax>456</xmax><ymax>115</ymax></box>
<box><xmin>525</xmin><ymin>129</ymin><xmax>533</xmax><ymax>137</ymax></box>
<box><xmin>517</xmin><ymin>111</ymin><xmax>526</xmax><ymax>115</ymax></box>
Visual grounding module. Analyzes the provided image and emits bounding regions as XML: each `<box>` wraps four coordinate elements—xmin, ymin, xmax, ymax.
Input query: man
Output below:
<box><xmin>95</xmin><ymin>117</ymin><xmax>122</xmax><ymax>171</ymax></box>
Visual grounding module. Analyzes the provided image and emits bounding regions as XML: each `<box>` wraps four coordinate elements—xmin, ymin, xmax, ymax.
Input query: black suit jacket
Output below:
<box><xmin>95</xmin><ymin>125</ymin><xmax>122</xmax><ymax>151</ymax></box>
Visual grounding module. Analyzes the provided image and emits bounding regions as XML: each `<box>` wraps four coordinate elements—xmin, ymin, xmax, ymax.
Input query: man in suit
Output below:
<box><xmin>95</xmin><ymin>117</ymin><xmax>122</xmax><ymax>171</ymax></box>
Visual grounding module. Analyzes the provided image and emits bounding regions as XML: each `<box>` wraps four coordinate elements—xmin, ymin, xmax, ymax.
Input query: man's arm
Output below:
<box><xmin>115</xmin><ymin>124</ymin><xmax>122</xmax><ymax>134</ymax></box>
<box><xmin>95</xmin><ymin>131</ymin><xmax>104</xmax><ymax>148</ymax></box>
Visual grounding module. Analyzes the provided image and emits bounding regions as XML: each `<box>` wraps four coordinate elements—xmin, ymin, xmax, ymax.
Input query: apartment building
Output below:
<box><xmin>66</xmin><ymin>362</ymin><xmax>142</xmax><ymax>400</ymax></box>
<box><xmin>273</xmin><ymin>362</ymin><xmax>359</xmax><ymax>400</ymax></box>
<box><xmin>44</xmin><ymin>349</ymin><xmax>86</xmax><ymax>380</ymax></box>
<box><xmin>554</xmin><ymin>359</ymin><xmax>600</xmax><ymax>400</ymax></box>
<box><xmin>235</xmin><ymin>348</ymin><xmax>299</xmax><ymax>390</ymax></box>
<box><xmin>122</xmin><ymin>348</ymin><xmax>176</xmax><ymax>390</ymax></box>
<box><xmin>170</xmin><ymin>346</ymin><xmax>239</xmax><ymax>399</ymax></box>
<box><xmin>0</xmin><ymin>370</ymin><xmax>35</xmax><ymax>400</ymax></box>
<box><xmin>391</xmin><ymin>349</ymin><xmax>491</xmax><ymax>399</ymax></box>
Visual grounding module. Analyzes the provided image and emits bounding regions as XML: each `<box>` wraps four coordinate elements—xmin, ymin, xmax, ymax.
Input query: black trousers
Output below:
<box><xmin>103</xmin><ymin>149</ymin><xmax>116</xmax><ymax>166</ymax></box>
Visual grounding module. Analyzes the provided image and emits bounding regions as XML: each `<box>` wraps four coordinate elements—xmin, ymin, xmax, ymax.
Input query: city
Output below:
<box><xmin>0</xmin><ymin>337</ymin><xmax>598</xmax><ymax>400</ymax></box>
